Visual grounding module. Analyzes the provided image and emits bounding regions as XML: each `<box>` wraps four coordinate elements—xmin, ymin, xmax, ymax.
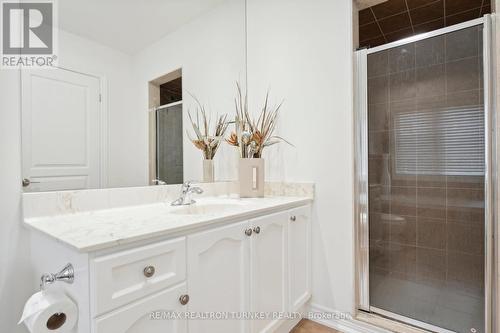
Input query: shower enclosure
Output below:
<box><xmin>355</xmin><ymin>17</ymin><xmax>494</xmax><ymax>333</ymax></box>
<box><xmin>156</xmin><ymin>102</ymin><xmax>184</xmax><ymax>184</ymax></box>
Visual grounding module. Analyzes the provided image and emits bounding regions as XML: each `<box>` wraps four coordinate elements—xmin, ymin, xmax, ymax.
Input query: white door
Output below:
<box><xmin>94</xmin><ymin>283</ymin><xmax>188</xmax><ymax>333</ymax></box>
<box><xmin>250</xmin><ymin>212</ymin><xmax>288</xmax><ymax>333</ymax></box>
<box><xmin>288</xmin><ymin>206</ymin><xmax>311</xmax><ymax>311</ymax></box>
<box><xmin>187</xmin><ymin>221</ymin><xmax>250</xmax><ymax>333</ymax></box>
<box><xmin>21</xmin><ymin>68</ymin><xmax>101</xmax><ymax>191</ymax></box>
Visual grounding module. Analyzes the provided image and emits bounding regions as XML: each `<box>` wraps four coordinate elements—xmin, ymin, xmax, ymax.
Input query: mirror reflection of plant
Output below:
<box><xmin>187</xmin><ymin>95</ymin><xmax>229</xmax><ymax>160</ymax></box>
<box><xmin>227</xmin><ymin>82</ymin><xmax>292</xmax><ymax>158</ymax></box>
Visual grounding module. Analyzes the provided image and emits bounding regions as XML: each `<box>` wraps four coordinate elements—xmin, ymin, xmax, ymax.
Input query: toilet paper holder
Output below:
<box><xmin>40</xmin><ymin>263</ymin><xmax>75</xmax><ymax>290</ymax></box>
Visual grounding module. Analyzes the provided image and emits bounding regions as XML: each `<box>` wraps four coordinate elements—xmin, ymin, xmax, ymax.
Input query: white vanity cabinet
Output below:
<box><xmin>186</xmin><ymin>209</ymin><xmax>310</xmax><ymax>333</ymax></box>
<box><xmin>27</xmin><ymin>202</ymin><xmax>311</xmax><ymax>333</ymax></box>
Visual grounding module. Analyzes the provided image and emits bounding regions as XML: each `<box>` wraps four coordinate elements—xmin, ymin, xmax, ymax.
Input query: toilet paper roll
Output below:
<box><xmin>19</xmin><ymin>291</ymin><xmax>78</xmax><ymax>333</ymax></box>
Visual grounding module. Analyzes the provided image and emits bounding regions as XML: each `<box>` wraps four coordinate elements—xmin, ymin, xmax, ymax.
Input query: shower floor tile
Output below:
<box><xmin>370</xmin><ymin>271</ymin><xmax>484</xmax><ymax>332</ymax></box>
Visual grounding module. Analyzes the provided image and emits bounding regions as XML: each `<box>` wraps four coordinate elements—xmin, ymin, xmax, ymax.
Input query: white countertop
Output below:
<box><xmin>24</xmin><ymin>196</ymin><xmax>312</xmax><ymax>252</ymax></box>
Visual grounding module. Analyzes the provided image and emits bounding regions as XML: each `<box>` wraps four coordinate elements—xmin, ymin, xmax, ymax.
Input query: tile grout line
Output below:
<box><xmin>360</xmin><ymin>0</ymin><xmax>442</xmax><ymax>28</ymax></box>
<box><xmin>360</xmin><ymin>1</ymin><xmax>492</xmax><ymax>47</ymax></box>
<box><xmin>444</xmin><ymin>28</ymin><xmax>449</xmax><ymax>283</ymax></box>
<box><xmin>413</xmin><ymin>36</ymin><xmax>418</xmax><ymax>280</ymax></box>
<box><xmin>387</xmin><ymin>47</ymin><xmax>391</xmax><ymax>252</ymax></box>
<box><xmin>361</xmin><ymin>6</ymin><xmax>487</xmax><ymax>41</ymax></box>
<box><xmin>446</xmin><ymin>5</ymin><xmax>487</xmax><ymax>21</ymax></box>
<box><xmin>404</xmin><ymin>0</ymin><xmax>415</xmax><ymax>34</ymax></box>
<box><xmin>371</xmin><ymin>7</ymin><xmax>387</xmax><ymax>43</ymax></box>
<box><xmin>443</xmin><ymin>0</ymin><xmax>447</xmax><ymax>26</ymax></box>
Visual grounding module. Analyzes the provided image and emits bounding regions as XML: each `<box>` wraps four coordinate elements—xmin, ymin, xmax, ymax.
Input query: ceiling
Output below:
<box><xmin>59</xmin><ymin>0</ymin><xmax>229</xmax><ymax>55</ymax></box>
<box><xmin>358</xmin><ymin>0</ymin><xmax>491</xmax><ymax>48</ymax></box>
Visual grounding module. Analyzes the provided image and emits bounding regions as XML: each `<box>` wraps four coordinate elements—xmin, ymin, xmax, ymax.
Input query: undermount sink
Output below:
<box><xmin>170</xmin><ymin>202</ymin><xmax>244</xmax><ymax>215</ymax></box>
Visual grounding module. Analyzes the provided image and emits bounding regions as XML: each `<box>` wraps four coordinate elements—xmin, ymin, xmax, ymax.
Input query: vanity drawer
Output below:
<box><xmin>92</xmin><ymin>237</ymin><xmax>186</xmax><ymax>315</ymax></box>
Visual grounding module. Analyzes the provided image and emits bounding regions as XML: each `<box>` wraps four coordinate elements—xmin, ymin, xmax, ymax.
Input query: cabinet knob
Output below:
<box><xmin>244</xmin><ymin>228</ymin><xmax>253</xmax><ymax>236</ymax></box>
<box><xmin>290</xmin><ymin>215</ymin><xmax>297</xmax><ymax>222</ymax></box>
<box><xmin>253</xmin><ymin>226</ymin><xmax>261</xmax><ymax>234</ymax></box>
<box><xmin>179</xmin><ymin>294</ymin><xmax>190</xmax><ymax>305</ymax></box>
<box><xmin>22</xmin><ymin>178</ymin><xmax>40</xmax><ymax>187</ymax></box>
<box><xmin>143</xmin><ymin>265</ymin><xmax>156</xmax><ymax>278</ymax></box>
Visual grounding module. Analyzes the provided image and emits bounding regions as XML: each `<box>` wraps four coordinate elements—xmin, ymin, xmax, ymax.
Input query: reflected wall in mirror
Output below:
<box><xmin>21</xmin><ymin>0</ymin><xmax>247</xmax><ymax>192</ymax></box>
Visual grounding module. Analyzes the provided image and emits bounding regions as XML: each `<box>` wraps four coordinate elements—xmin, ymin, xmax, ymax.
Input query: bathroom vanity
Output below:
<box><xmin>23</xmin><ymin>183</ymin><xmax>313</xmax><ymax>333</ymax></box>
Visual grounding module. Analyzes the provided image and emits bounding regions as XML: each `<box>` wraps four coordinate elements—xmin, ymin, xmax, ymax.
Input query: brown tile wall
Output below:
<box><xmin>368</xmin><ymin>25</ymin><xmax>485</xmax><ymax>297</ymax></box>
<box><xmin>358</xmin><ymin>0</ymin><xmax>491</xmax><ymax>48</ymax></box>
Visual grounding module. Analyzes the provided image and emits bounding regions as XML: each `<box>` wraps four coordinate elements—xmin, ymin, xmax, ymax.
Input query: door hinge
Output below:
<box><xmin>99</xmin><ymin>94</ymin><xmax>102</xmax><ymax>102</ymax></box>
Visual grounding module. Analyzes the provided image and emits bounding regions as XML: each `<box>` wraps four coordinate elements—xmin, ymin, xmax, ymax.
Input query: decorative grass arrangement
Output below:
<box><xmin>187</xmin><ymin>95</ymin><xmax>229</xmax><ymax>160</ymax></box>
<box><xmin>227</xmin><ymin>82</ymin><xmax>292</xmax><ymax>158</ymax></box>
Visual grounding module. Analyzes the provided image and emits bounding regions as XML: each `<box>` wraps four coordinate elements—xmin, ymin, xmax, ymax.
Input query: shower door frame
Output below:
<box><xmin>354</xmin><ymin>15</ymin><xmax>495</xmax><ymax>333</ymax></box>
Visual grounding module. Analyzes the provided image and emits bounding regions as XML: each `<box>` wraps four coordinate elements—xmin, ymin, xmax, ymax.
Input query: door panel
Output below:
<box><xmin>366</xmin><ymin>25</ymin><xmax>486</xmax><ymax>333</ymax></box>
<box><xmin>250</xmin><ymin>212</ymin><xmax>288</xmax><ymax>333</ymax></box>
<box><xmin>187</xmin><ymin>221</ymin><xmax>250</xmax><ymax>333</ymax></box>
<box><xmin>22</xmin><ymin>68</ymin><xmax>101</xmax><ymax>191</ymax></box>
<box><xmin>288</xmin><ymin>206</ymin><xmax>311</xmax><ymax>311</ymax></box>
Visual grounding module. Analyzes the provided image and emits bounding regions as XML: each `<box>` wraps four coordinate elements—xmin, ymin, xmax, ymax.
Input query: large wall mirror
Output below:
<box><xmin>20</xmin><ymin>0</ymin><xmax>247</xmax><ymax>192</ymax></box>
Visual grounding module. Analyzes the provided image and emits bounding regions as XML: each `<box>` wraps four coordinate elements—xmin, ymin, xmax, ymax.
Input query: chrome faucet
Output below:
<box><xmin>171</xmin><ymin>181</ymin><xmax>203</xmax><ymax>206</ymax></box>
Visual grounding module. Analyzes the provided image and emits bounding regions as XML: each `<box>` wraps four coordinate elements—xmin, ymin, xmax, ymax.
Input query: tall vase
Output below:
<box><xmin>238</xmin><ymin>158</ymin><xmax>264</xmax><ymax>197</ymax></box>
<box><xmin>203</xmin><ymin>159</ymin><xmax>215</xmax><ymax>183</ymax></box>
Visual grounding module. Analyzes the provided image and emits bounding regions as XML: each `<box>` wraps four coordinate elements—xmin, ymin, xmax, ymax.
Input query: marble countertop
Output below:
<box><xmin>24</xmin><ymin>196</ymin><xmax>312</xmax><ymax>252</ymax></box>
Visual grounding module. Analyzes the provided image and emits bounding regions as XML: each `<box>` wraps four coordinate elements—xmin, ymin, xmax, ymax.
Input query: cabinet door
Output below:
<box><xmin>187</xmin><ymin>221</ymin><xmax>250</xmax><ymax>333</ymax></box>
<box><xmin>250</xmin><ymin>212</ymin><xmax>288</xmax><ymax>333</ymax></box>
<box><xmin>288</xmin><ymin>206</ymin><xmax>311</xmax><ymax>311</ymax></box>
<box><xmin>94</xmin><ymin>283</ymin><xmax>187</xmax><ymax>333</ymax></box>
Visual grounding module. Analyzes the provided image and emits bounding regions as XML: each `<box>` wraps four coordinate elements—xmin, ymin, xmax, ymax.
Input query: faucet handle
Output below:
<box><xmin>182</xmin><ymin>180</ymin><xmax>198</xmax><ymax>191</ymax></box>
<box><xmin>183</xmin><ymin>180</ymin><xmax>194</xmax><ymax>187</ymax></box>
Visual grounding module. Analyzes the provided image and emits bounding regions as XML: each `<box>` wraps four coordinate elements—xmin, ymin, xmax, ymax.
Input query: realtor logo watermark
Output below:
<box><xmin>1</xmin><ymin>0</ymin><xmax>58</xmax><ymax>68</ymax></box>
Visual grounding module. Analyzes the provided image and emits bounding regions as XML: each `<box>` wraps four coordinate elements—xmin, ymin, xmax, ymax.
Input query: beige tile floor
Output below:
<box><xmin>290</xmin><ymin>319</ymin><xmax>340</xmax><ymax>333</ymax></box>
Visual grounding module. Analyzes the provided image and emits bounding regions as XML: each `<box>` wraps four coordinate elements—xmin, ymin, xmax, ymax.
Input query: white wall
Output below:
<box><xmin>132</xmin><ymin>0</ymin><xmax>246</xmax><ymax>183</ymax></box>
<box><xmin>0</xmin><ymin>71</ymin><xmax>32</xmax><ymax>333</ymax></box>
<box><xmin>0</xmin><ymin>2</ymin><xmax>354</xmax><ymax>331</ymax></box>
<box><xmin>0</xmin><ymin>5</ymin><xmax>245</xmax><ymax>330</ymax></box>
<box><xmin>57</xmin><ymin>30</ymin><xmax>145</xmax><ymax>188</ymax></box>
<box><xmin>0</xmin><ymin>30</ymin><xmax>142</xmax><ymax>333</ymax></box>
<box><xmin>495</xmin><ymin>2</ymin><xmax>500</xmax><ymax>322</ymax></box>
<box><xmin>246</xmin><ymin>0</ymin><xmax>355</xmax><ymax>314</ymax></box>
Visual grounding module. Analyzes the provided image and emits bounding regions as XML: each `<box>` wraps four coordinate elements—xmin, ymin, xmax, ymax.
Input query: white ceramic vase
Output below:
<box><xmin>203</xmin><ymin>159</ymin><xmax>215</xmax><ymax>183</ymax></box>
<box><xmin>238</xmin><ymin>158</ymin><xmax>264</xmax><ymax>197</ymax></box>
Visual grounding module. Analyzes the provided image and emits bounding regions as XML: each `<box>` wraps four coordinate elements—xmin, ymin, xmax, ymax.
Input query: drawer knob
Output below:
<box><xmin>290</xmin><ymin>215</ymin><xmax>297</xmax><ymax>222</ymax></box>
<box><xmin>253</xmin><ymin>226</ymin><xmax>261</xmax><ymax>234</ymax></box>
<box><xmin>179</xmin><ymin>294</ymin><xmax>190</xmax><ymax>305</ymax></box>
<box><xmin>143</xmin><ymin>265</ymin><xmax>156</xmax><ymax>278</ymax></box>
<box><xmin>245</xmin><ymin>228</ymin><xmax>253</xmax><ymax>236</ymax></box>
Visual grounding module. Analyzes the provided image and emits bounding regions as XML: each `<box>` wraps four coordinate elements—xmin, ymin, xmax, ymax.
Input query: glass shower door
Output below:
<box><xmin>365</xmin><ymin>24</ymin><xmax>487</xmax><ymax>333</ymax></box>
<box><xmin>156</xmin><ymin>103</ymin><xmax>184</xmax><ymax>184</ymax></box>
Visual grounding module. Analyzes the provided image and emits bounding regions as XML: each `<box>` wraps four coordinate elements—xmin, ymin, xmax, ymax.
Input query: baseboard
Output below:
<box><xmin>308</xmin><ymin>303</ymin><xmax>391</xmax><ymax>333</ymax></box>
<box><xmin>272</xmin><ymin>302</ymin><xmax>309</xmax><ymax>333</ymax></box>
